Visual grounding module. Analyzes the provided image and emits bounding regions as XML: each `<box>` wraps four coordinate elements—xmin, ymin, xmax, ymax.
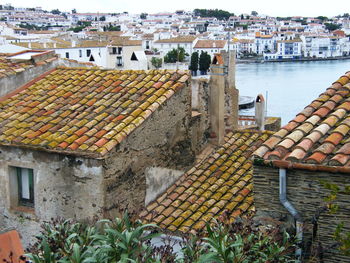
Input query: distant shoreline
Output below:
<box><xmin>236</xmin><ymin>56</ymin><xmax>350</xmax><ymax>64</ymax></box>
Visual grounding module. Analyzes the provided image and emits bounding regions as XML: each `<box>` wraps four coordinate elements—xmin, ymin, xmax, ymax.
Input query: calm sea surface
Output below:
<box><xmin>236</xmin><ymin>60</ymin><xmax>350</xmax><ymax>125</ymax></box>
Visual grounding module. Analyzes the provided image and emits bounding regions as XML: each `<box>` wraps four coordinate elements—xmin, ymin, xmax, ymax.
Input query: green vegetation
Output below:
<box><xmin>99</xmin><ymin>16</ymin><xmax>106</xmax><ymax>21</ymax></box>
<box><xmin>140</xmin><ymin>13</ymin><xmax>148</xmax><ymax>19</ymax></box>
<box><xmin>51</xmin><ymin>9</ymin><xmax>61</xmax><ymax>15</ymax></box>
<box><xmin>193</xmin><ymin>8</ymin><xmax>234</xmax><ymax>20</ymax></box>
<box><xmin>103</xmin><ymin>23</ymin><xmax>121</xmax><ymax>31</ymax></box>
<box><xmin>19</xmin><ymin>22</ymin><xmax>49</xmax><ymax>31</ymax></box>
<box><xmin>68</xmin><ymin>21</ymin><xmax>91</xmax><ymax>33</ymax></box>
<box><xmin>20</xmin><ymin>212</ymin><xmax>295</xmax><ymax>263</ymax></box>
<box><xmin>151</xmin><ymin>57</ymin><xmax>162</xmax><ymax>69</ymax></box>
<box><xmin>324</xmin><ymin>23</ymin><xmax>341</xmax><ymax>31</ymax></box>
<box><xmin>199</xmin><ymin>51</ymin><xmax>211</xmax><ymax>75</ymax></box>
<box><xmin>163</xmin><ymin>47</ymin><xmax>188</xmax><ymax>63</ymax></box>
<box><xmin>316</xmin><ymin>16</ymin><xmax>328</xmax><ymax>22</ymax></box>
<box><xmin>318</xmin><ymin>180</ymin><xmax>350</xmax><ymax>256</ymax></box>
<box><xmin>189</xmin><ymin>51</ymin><xmax>199</xmax><ymax>75</ymax></box>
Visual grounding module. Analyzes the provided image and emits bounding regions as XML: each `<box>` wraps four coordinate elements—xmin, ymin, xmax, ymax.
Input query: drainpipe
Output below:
<box><xmin>279</xmin><ymin>168</ymin><xmax>303</xmax><ymax>261</ymax></box>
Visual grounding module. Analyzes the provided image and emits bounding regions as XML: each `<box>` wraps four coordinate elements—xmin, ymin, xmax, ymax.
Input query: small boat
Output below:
<box><xmin>239</xmin><ymin>96</ymin><xmax>255</xmax><ymax>110</ymax></box>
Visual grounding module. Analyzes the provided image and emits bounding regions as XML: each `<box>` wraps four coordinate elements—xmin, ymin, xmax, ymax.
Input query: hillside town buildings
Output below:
<box><xmin>0</xmin><ymin>5</ymin><xmax>349</xmax><ymax>67</ymax></box>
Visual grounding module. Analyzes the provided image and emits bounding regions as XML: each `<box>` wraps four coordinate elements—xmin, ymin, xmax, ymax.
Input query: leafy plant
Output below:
<box><xmin>24</xmin><ymin>213</ymin><xmax>296</xmax><ymax>263</ymax></box>
<box><xmin>151</xmin><ymin>57</ymin><xmax>162</xmax><ymax>69</ymax></box>
<box><xmin>163</xmin><ymin>47</ymin><xmax>188</xmax><ymax>63</ymax></box>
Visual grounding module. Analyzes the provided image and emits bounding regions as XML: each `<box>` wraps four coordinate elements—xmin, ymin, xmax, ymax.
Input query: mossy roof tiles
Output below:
<box><xmin>0</xmin><ymin>54</ymin><xmax>36</xmax><ymax>79</ymax></box>
<box><xmin>140</xmin><ymin>130</ymin><xmax>271</xmax><ymax>233</ymax></box>
<box><xmin>254</xmin><ymin>71</ymin><xmax>350</xmax><ymax>167</ymax></box>
<box><xmin>0</xmin><ymin>67</ymin><xmax>189</xmax><ymax>158</ymax></box>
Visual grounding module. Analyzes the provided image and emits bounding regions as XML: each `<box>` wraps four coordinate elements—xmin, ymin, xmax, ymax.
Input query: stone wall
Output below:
<box><xmin>102</xmin><ymin>84</ymin><xmax>195</xmax><ymax>218</ymax></box>
<box><xmin>190</xmin><ymin>78</ymin><xmax>210</xmax><ymax>153</ymax></box>
<box><xmin>0</xmin><ymin>147</ymin><xmax>104</xmax><ymax>248</ymax></box>
<box><xmin>253</xmin><ymin>164</ymin><xmax>350</xmax><ymax>262</ymax></box>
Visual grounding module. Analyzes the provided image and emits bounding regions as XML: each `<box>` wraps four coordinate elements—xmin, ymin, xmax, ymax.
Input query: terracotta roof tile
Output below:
<box><xmin>141</xmin><ymin>130</ymin><xmax>271</xmax><ymax>233</ymax></box>
<box><xmin>254</xmin><ymin>71</ymin><xmax>350</xmax><ymax>167</ymax></box>
<box><xmin>0</xmin><ymin>67</ymin><xmax>190</xmax><ymax>158</ymax></box>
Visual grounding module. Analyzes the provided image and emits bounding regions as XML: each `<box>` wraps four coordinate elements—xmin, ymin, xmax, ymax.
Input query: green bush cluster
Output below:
<box><xmin>16</xmin><ymin>212</ymin><xmax>296</xmax><ymax>263</ymax></box>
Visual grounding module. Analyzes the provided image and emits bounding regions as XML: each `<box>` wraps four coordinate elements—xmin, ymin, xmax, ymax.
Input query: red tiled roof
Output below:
<box><xmin>254</xmin><ymin>71</ymin><xmax>350</xmax><ymax>168</ymax></box>
<box><xmin>0</xmin><ymin>67</ymin><xmax>190</xmax><ymax>158</ymax></box>
<box><xmin>140</xmin><ymin>130</ymin><xmax>272</xmax><ymax>233</ymax></box>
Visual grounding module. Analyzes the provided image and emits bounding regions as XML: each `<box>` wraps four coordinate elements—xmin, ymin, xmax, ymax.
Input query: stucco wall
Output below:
<box><xmin>0</xmin><ymin>147</ymin><xmax>104</xmax><ymax>248</ymax></box>
<box><xmin>253</xmin><ymin>164</ymin><xmax>350</xmax><ymax>262</ymax></box>
<box><xmin>102</xmin><ymin>84</ymin><xmax>194</xmax><ymax>218</ymax></box>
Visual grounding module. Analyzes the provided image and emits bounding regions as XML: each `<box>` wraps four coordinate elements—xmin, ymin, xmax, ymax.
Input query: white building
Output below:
<box><xmin>193</xmin><ymin>40</ymin><xmax>228</xmax><ymax>58</ymax></box>
<box><xmin>263</xmin><ymin>39</ymin><xmax>302</xmax><ymax>60</ymax></box>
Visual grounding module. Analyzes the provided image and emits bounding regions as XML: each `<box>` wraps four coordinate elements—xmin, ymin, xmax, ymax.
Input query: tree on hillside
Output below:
<box><xmin>99</xmin><ymin>16</ymin><xmax>106</xmax><ymax>21</ymax></box>
<box><xmin>72</xmin><ymin>8</ymin><xmax>77</xmax><ymax>14</ymax></box>
<box><xmin>193</xmin><ymin>8</ymin><xmax>234</xmax><ymax>20</ymax></box>
<box><xmin>199</xmin><ymin>51</ymin><xmax>211</xmax><ymax>75</ymax></box>
<box><xmin>316</xmin><ymin>16</ymin><xmax>328</xmax><ymax>22</ymax></box>
<box><xmin>140</xmin><ymin>13</ymin><xmax>148</xmax><ymax>19</ymax></box>
<box><xmin>163</xmin><ymin>47</ymin><xmax>188</xmax><ymax>63</ymax></box>
<box><xmin>325</xmin><ymin>23</ymin><xmax>341</xmax><ymax>31</ymax></box>
<box><xmin>51</xmin><ymin>9</ymin><xmax>61</xmax><ymax>15</ymax></box>
<box><xmin>251</xmin><ymin>11</ymin><xmax>258</xmax><ymax>16</ymax></box>
<box><xmin>189</xmin><ymin>51</ymin><xmax>199</xmax><ymax>76</ymax></box>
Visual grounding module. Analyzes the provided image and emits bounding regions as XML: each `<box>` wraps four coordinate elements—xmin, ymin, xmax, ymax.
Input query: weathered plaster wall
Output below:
<box><xmin>145</xmin><ymin>167</ymin><xmax>184</xmax><ymax>205</ymax></box>
<box><xmin>103</xmin><ymin>84</ymin><xmax>195</xmax><ymax>217</ymax></box>
<box><xmin>0</xmin><ymin>146</ymin><xmax>104</xmax><ymax>248</ymax></box>
<box><xmin>253</xmin><ymin>165</ymin><xmax>350</xmax><ymax>262</ymax></box>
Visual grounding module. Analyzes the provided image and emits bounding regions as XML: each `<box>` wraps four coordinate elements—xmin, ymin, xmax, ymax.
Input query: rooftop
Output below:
<box><xmin>254</xmin><ymin>71</ymin><xmax>350</xmax><ymax>169</ymax></box>
<box><xmin>194</xmin><ymin>40</ymin><xmax>227</xmax><ymax>49</ymax></box>
<box><xmin>140</xmin><ymin>130</ymin><xmax>271</xmax><ymax>233</ymax></box>
<box><xmin>0</xmin><ymin>68</ymin><xmax>190</xmax><ymax>159</ymax></box>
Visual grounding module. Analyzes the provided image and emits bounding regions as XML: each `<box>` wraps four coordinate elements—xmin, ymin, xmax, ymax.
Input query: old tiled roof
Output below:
<box><xmin>0</xmin><ymin>54</ymin><xmax>32</xmax><ymax>78</ymax></box>
<box><xmin>140</xmin><ymin>130</ymin><xmax>271</xmax><ymax>233</ymax></box>
<box><xmin>0</xmin><ymin>53</ymin><xmax>58</xmax><ymax>79</ymax></box>
<box><xmin>154</xmin><ymin>36</ymin><xmax>197</xmax><ymax>43</ymax></box>
<box><xmin>0</xmin><ymin>68</ymin><xmax>190</xmax><ymax>158</ymax></box>
<box><xmin>254</xmin><ymin>71</ymin><xmax>350</xmax><ymax>167</ymax></box>
<box><xmin>194</xmin><ymin>40</ymin><xmax>227</xmax><ymax>49</ymax></box>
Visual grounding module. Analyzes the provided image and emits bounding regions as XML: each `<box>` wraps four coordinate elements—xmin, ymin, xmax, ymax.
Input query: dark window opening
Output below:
<box><xmin>131</xmin><ymin>52</ymin><xmax>138</xmax><ymax>61</ymax></box>
<box><xmin>89</xmin><ymin>55</ymin><xmax>95</xmax><ymax>62</ymax></box>
<box><xmin>16</xmin><ymin>167</ymin><xmax>34</xmax><ymax>207</ymax></box>
<box><xmin>65</xmin><ymin>52</ymin><xmax>69</xmax><ymax>59</ymax></box>
<box><xmin>87</xmin><ymin>49</ymin><xmax>91</xmax><ymax>57</ymax></box>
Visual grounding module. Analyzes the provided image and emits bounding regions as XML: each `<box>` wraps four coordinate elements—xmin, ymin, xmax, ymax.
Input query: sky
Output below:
<box><xmin>1</xmin><ymin>0</ymin><xmax>349</xmax><ymax>17</ymax></box>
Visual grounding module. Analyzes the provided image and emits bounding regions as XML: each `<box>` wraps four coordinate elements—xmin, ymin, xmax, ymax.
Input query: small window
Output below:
<box><xmin>12</xmin><ymin>167</ymin><xmax>34</xmax><ymax>208</ymax></box>
<box><xmin>65</xmin><ymin>52</ymin><xmax>69</xmax><ymax>59</ymax></box>
<box><xmin>87</xmin><ymin>49</ymin><xmax>91</xmax><ymax>57</ymax></box>
<box><xmin>79</xmin><ymin>49</ymin><xmax>82</xmax><ymax>57</ymax></box>
<box><xmin>112</xmin><ymin>47</ymin><xmax>117</xmax><ymax>54</ymax></box>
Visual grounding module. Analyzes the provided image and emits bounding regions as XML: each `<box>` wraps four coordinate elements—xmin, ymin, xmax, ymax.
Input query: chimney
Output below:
<box><xmin>72</xmin><ymin>40</ymin><xmax>76</xmax><ymax>47</ymax></box>
<box><xmin>43</xmin><ymin>42</ymin><xmax>47</xmax><ymax>49</ymax></box>
<box><xmin>221</xmin><ymin>50</ymin><xmax>238</xmax><ymax>131</ymax></box>
<box><xmin>28</xmin><ymin>42</ymin><xmax>31</xmax><ymax>49</ymax></box>
<box><xmin>255</xmin><ymin>94</ymin><xmax>265</xmax><ymax>131</ymax></box>
<box><xmin>209</xmin><ymin>64</ymin><xmax>225</xmax><ymax>145</ymax></box>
